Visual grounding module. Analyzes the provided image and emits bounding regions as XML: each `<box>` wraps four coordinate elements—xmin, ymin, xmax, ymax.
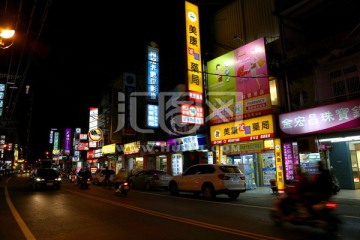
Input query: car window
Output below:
<box><xmin>220</xmin><ymin>166</ymin><xmax>242</xmax><ymax>174</ymax></box>
<box><xmin>201</xmin><ymin>165</ymin><xmax>215</xmax><ymax>174</ymax></box>
<box><xmin>184</xmin><ymin>165</ymin><xmax>201</xmax><ymax>175</ymax></box>
<box><xmin>37</xmin><ymin>169</ymin><xmax>58</xmax><ymax>178</ymax></box>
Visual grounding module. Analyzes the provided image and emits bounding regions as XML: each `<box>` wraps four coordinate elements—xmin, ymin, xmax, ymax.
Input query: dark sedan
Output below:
<box><xmin>128</xmin><ymin>170</ymin><xmax>173</xmax><ymax>190</ymax></box>
<box><xmin>29</xmin><ymin>168</ymin><xmax>62</xmax><ymax>190</ymax></box>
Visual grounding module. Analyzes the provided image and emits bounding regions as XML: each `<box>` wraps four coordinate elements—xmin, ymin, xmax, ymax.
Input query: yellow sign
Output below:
<box><xmin>274</xmin><ymin>138</ymin><xmax>285</xmax><ymax>193</ymax></box>
<box><xmin>88</xmin><ymin>127</ymin><xmax>103</xmax><ymax>142</ymax></box>
<box><xmin>102</xmin><ymin>144</ymin><xmax>116</xmax><ymax>154</ymax></box>
<box><xmin>185</xmin><ymin>1</ymin><xmax>203</xmax><ymax>94</ymax></box>
<box><xmin>210</xmin><ymin>114</ymin><xmax>274</xmax><ymax>144</ymax></box>
<box><xmin>124</xmin><ymin>141</ymin><xmax>141</xmax><ymax>155</ymax></box>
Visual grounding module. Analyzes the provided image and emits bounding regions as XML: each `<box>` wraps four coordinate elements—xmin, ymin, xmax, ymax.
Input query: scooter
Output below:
<box><xmin>270</xmin><ymin>193</ymin><xmax>342</xmax><ymax>234</ymax></box>
<box><xmin>78</xmin><ymin>176</ymin><xmax>91</xmax><ymax>189</ymax></box>
<box><xmin>114</xmin><ymin>181</ymin><xmax>130</xmax><ymax>196</ymax></box>
<box><xmin>68</xmin><ymin>172</ymin><xmax>77</xmax><ymax>183</ymax></box>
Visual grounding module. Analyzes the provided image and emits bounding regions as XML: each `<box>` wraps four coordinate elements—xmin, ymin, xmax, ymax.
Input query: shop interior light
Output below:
<box><xmin>319</xmin><ymin>136</ymin><xmax>360</xmax><ymax>143</ymax></box>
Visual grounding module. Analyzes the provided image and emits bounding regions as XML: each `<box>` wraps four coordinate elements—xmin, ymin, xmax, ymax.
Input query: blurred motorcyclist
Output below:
<box><xmin>281</xmin><ymin>162</ymin><xmax>334</xmax><ymax>220</ymax></box>
<box><xmin>78</xmin><ymin>168</ymin><xmax>91</xmax><ymax>183</ymax></box>
<box><xmin>280</xmin><ymin>164</ymin><xmax>311</xmax><ymax>219</ymax></box>
<box><xmin>114</xmin><ymin>168</ymin><xmax>127</xmax><ymax>189</ymax></box>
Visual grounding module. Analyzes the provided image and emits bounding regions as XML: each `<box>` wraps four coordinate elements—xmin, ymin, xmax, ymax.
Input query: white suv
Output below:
<box><xmin>169</xmin><ymin>164</ymin><xmax>246</xmax><ymax>200</ymax></box>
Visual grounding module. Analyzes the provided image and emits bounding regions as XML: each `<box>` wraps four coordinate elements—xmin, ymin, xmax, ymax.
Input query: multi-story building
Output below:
<box><xmin>206</xmin><ymin>0</ymin><xmax>360</xmax><ymax>190</ymax></box>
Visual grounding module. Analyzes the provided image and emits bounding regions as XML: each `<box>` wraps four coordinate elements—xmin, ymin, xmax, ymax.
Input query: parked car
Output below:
<box><xmin>29</xmin><ymin>168</ymin><xmax>62</xmax><ymax>190</ymax></box>
<box><xmin>128</xmin><ymin>169</ymin><xmax>173</xmax><ymax>190</ymax></box>
<box><xmin>91</xmin><ymin>169</ymin><xmax>116</xmax><ymax>185</ymax></box>
<box><xmin>168</xmin><ymin>164</ymin><xmax>246</xmax><ymax>200</ymax></box>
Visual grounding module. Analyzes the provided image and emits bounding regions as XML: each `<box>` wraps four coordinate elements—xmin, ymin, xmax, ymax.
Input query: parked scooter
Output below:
<box><xmin>114</xmin><ymin>181</ymin><xmax>130</xmax><ymax>196</ymax></box>
<box><xmin>270</xmin><ymin>192</ymin><xmax>342</xmax><ymax>234</ymax></box>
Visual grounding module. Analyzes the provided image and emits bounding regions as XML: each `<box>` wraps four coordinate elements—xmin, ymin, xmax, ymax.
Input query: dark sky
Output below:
<box><xmin>1</xmin><ymin>0</ymin><xmax>231</xmax><ymax>159</ymax></box>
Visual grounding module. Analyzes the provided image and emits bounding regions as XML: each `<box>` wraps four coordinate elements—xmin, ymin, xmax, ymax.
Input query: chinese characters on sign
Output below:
<box><xmin>210</xmin><ymin>115</ymin><xmax>274</xmax><ymax>144</ymax></box>
<box><xmin>280</xmin><ymin>98</ymin><xmax>360</xmax><ymax>135</ymax></box>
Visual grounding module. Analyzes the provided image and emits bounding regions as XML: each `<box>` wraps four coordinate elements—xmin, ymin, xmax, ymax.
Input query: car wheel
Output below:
<box><xmin>169</xmin><ymin>181</ymin><xmax>179</xmax><ymax>196</ymax></box>
<box><xmin>145</xmin><ymin>182</ymin><xmax>151</xmax><ymax>190</ymax></box>
<box><xmin>202</xmin><ymin>184</ymin><xmax>215</xmax><ymax>200</ymax></box>
<box><xmin>228</xmin><ymin>191</ymin><xmax>240</xmax><ymax>200</ymax></box>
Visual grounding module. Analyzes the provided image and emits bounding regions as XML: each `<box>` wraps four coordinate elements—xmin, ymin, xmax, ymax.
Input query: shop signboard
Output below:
<box><xmin>210</xmin><ymin>114</ymin><xmax>274</xmax><ymax>144</ymax></box>
<box><xmin>279</xmin><ymin>98</ymin><xmax>360</xmax><ymax>135</ymax></box>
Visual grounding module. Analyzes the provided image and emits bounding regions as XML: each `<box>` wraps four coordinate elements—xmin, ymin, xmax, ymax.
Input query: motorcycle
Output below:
<box><xmin>68</xmin><ymin>172</ymin><xmax>77</xmax><ymax>183</ymax></box>
<box><xmin>270</xmin><ymin>192</ymin><xmax>342</xmax><ymax>234</ymax></box>
<box><xmin>114</xmin><ymin>181</ymin><xmax>130</xmax><ymax>196</ymax></box>
<box><xmin>78</xmin><ymin>176</ymin><xmax>91</xmax><ymax>189</ymax></box>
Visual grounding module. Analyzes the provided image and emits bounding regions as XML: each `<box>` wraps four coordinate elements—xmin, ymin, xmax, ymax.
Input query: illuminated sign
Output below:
<box><xmin>207</xmin><ymin>37</ymin><xmax>271</xmax><ymax>124</ymax></box>
<box><xmin>124</xmin><ymin>141</ymin><xmax>141</xmax><ymax>155</ymax></box>
<box><xmin>210</xmin><ymin>114</ymin><xmax>274</xmax><ymax>144</ymax></box>
<box><xmin>64</xmin><ymin>128</ymin><xmax>72</xmax><ymax>154</ymax></box>
<box><xmin>147</xmin><ymin>44</ymin><xmax>159</xmax><ymax>101</ymax></box>
<box><xmin>185</xmin><ymin>1</ymin><xmax>203</xmax><ymax>95</ymax></box>
<box><xmin>88</xmin><ymin>127</ymin><xmax>103</xmax><ymax>142</ymax></box>
<box><xmin>102</xmin><ymin>144</ymin><xmax>116</xmax><ymax>154</ymax></box>
<box><xmin>181</xmin><ymin>104</ymin><xmax>204</xmax><ymax>125</ymax></box>
<box><xmin>279</xmin><ymin>98</ymin><xmax>360</xmax><ymax>135</ymax></box>
<box><xmin>147</xmin><ymin>104</ymin><xmax>159</xmax><ymax>128</ymax></box>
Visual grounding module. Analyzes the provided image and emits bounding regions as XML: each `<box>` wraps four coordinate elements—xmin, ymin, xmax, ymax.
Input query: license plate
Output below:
<box><xmin>46</xmin><ymin>183</ymin><xmax>53</xmax><ymax>186</ymax></box>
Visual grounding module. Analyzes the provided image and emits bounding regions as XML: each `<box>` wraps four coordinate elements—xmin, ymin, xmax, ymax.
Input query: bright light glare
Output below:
<box><xmin>0</xmin><ymin>29</ymin><xmax>15</xmax><ymax>39</ymax></box>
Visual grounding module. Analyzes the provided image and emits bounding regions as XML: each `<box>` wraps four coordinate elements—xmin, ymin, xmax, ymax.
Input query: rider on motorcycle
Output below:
<box><xmin>280</xmin><ymin>162</ymin><xmax>334</xmax><ymax>220</ymax></box>
<box><xmin>114</xmin><ymin>168</ymin><xmax>127</xmax><ymax>189</ymax></box>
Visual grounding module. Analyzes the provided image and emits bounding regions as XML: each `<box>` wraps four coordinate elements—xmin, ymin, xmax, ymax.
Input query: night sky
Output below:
<box><xmin>1</xmin><ymin>0</ymin><xmax>231</xmax><ymax>160</ymax></box>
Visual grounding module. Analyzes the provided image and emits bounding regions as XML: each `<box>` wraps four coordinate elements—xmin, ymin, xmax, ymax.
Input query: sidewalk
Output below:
<box><xmin>243</xmin><ymin>187</ymin><xmax>360</xmax><ymax>200</ymax></box>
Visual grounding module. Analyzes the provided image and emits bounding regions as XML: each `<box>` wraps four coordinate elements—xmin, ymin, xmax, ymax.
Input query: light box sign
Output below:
<box><xmin>124</xmin><ymin>141</ymin><xmax>141</xmax><ymax>155</ymax></box>
<box><xmin>64</xmin><ymin>128</ymin><xmax>72</xmax><ymax>154</ymax></box>
<box><xmin>185</xmin><ymin>1</ymin><xmax>203</xmax><ymax>96</ymax></box>
<box><xmin>207</xmin><ymin>37</ymin><xmax>271</xmax><ymax>125</ymax></box>
<box><xmin>79</xmin><ymin>134</ymin><xmax>88</xmax><ymax>140</ymax></box>
<box><xmin>279</xmin><ymin>98</ymin><xmax>360</xmax><ymax>135</ymax></box>
<box><xmin>210</xmin><ymin>114</ymin><xmax>274</xmax><ymax>145</ymax></box>
<box><xmin>181</xmin><ymin>104</ymin><xmax>204</xmax><ymax>125</ymax></box>
<box><xmin>147</xmin><ymin>104</ymin><xmax>159</xmax><ymax>128</ymax></box>
<box><xmin>102</xmin><ymin>144</ymin><xmax>116</xmax><ymax>154</ymax></box>
<box><xmin>147</xmin><ymin>45</ymin><xmax>159</xmax><ymax>101</ymax></box>
<box><xmin>167</xmin><ymin>134</ymin><xmax>207</xmax><ymax>152</ymax></box>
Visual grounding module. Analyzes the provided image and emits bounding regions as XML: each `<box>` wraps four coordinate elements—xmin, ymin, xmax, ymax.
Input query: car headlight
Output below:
<box><xmin>56</xmin><ymin>177</ymin><xmax>62</xmax><ymax>181</ymax></box>
<box><xmin>35</xmin><ymin>177</ymin><xmax>43</xmax><ymax>182</ymax></box>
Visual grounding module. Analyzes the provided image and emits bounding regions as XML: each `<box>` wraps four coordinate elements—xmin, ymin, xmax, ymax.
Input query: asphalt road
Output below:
<box><xmin>1</xmin><ymin>174</ymin><xmax>359</xmax><ymax>240</ymax></box>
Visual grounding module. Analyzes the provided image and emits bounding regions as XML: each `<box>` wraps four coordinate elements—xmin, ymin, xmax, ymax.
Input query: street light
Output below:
<box><xmin>0</xmin><ymin>28</ymin><xmax>15</xmax><ymax>49</ymax></box>
<box><xmin>0</xmin><ymin>29</ymin><xmax>15</xmax><ymax>38</ymax></box>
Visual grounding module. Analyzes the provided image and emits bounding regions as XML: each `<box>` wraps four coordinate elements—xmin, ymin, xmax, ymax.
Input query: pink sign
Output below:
<box><xmin>234</xmin><ymin>37</ymin><xmax>269</xmax><ymax>100</ymax></box>
<box><xmin>279</xmin><ymin>98</ymin><xmax>360</xmax><ymax>135</ymax></box>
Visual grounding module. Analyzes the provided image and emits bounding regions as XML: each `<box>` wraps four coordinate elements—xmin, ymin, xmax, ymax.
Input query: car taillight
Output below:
<box><xmin>218</xmin><ymin>174</ymin><xmax>231</xmax><ymax>180</ymax></box>
<box><xmin>325</xmin><ymin>201</ymin><xmax>338</xmax><ymax>209</ymax></box>
<box><xmin>240</xmin><ymin>176</ymin><xmax>245</xmax><ymax>180</ymax></box>
<box><xmin>123</xmin><ymin>182</ymin><xmax>129</xmax><ymax>186</ymax></box>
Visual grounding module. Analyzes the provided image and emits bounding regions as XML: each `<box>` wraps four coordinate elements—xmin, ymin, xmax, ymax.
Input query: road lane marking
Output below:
<box><xmin>5</xmin><ymin>177</ymin><xmax>36</xmax><ymax>240</ymax></box>
<box><xmin>67</xmin><ymin>189</ymin><xmax>283</xmax><ymax>240</ymax></box>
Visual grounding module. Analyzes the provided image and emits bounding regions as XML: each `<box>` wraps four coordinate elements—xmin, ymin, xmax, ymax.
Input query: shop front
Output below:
<box><xmin>123</xmin><ymin>141</ymin><xmax>143</xmax><ymax>175</ymax></box>
<box><xmin>279</xmin><ymin>98</ymin><xmax>360</xmax><ymax>190</ymax></box>
<box><xmin>210</xmin><ymin>114</ymin><xmax>276</xmax><ymax>189</ymax></box>
<box><xmin>166</xmin><ymin>133</ymin><xmax>210</xmax><ymax>176</ymax></box>
<box><xmin>142</xmin><ymin>141</ymin><xmax>168</xmax><ymax>172</ymax></box>
<box><xmin>102</xmin><ymin>143</ymin><xmax>123</xmax><ymax>173</ymax></box>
